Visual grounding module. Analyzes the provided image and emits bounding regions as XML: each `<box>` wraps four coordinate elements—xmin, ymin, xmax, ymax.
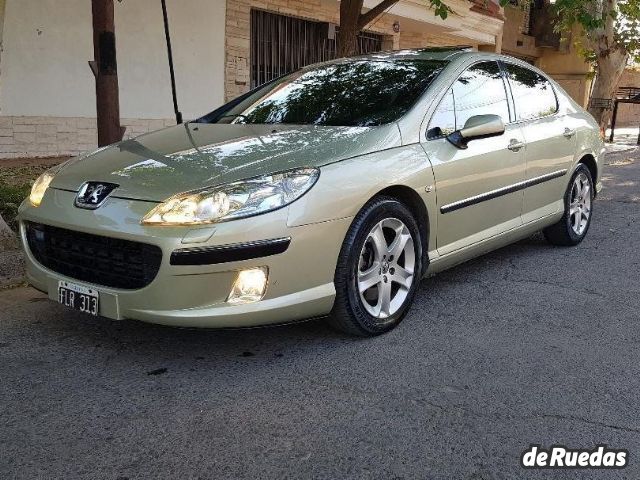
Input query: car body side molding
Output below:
<box><xmin>440</xmin><ymin>169</ymin><xmax>568</xmax><ymax>214</ymax></box>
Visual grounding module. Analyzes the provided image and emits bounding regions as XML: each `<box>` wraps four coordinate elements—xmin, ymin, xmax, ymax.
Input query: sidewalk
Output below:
<box><xmin>606</xmin><ymin>126</ymin><xmax>639</xmax><ymax>151</ymax></box>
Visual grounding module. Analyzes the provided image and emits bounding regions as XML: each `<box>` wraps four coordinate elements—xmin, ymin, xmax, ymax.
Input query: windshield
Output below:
<box><xmin>200</xmin><ymin>59</ymin><xmax>448</xmax><ymax>127</ymax></box>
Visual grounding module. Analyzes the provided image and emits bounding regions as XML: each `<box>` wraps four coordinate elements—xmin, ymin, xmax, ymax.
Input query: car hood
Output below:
<box><xmin>51</xmin><ymin>123</ymin><xmax>402</xmax><ymax>202</ymax></box>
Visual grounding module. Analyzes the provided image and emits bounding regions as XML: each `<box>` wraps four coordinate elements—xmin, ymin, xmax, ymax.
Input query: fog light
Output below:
<box><xmin>227</xmin><ymin>267</ymin><xmax>268</xmax><ymax>304</ymax></box>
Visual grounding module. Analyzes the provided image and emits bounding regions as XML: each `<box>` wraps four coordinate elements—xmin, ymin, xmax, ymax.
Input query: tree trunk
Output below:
<box><xmin>337</xmin><ymin>0</ymin><xmax>363</xmax><ymax>58</ymax></box>
<box><xmin>91</xmin><ymin>0</ymin><xmax>124</xmax><ymax>147</ymax></box>
<box><xmin>584</xmin><ymin>0</ymin><xmax>629</xmax><ymax>131</ymax></box>
<box><xmin>588</xmin><ymin>48</ymin><xmax>628</xmax><ymax>131</ymax></box>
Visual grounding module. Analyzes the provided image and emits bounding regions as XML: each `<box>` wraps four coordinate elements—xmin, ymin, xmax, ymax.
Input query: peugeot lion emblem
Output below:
<box><xmin>75</xmin><ymin>182</ymin><xmax>119</xmax><ymax>209</ymax></box>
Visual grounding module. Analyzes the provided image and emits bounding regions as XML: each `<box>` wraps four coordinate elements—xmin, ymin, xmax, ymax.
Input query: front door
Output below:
<box><xmin>421</xmin><ymin>61</ymin><xmax>527</xmax><ymax>255</ymax></box>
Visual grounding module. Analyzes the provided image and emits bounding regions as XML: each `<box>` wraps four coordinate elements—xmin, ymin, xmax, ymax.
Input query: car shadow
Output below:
<box><xmin>9</xmin><ymin>231</ymin><xmax>555</xmax><ymax>363</ymax></box>
<box><xmin>11</xmin><ymin>159</ymin><xmax>631</xmax><ymax>364</ymax></box>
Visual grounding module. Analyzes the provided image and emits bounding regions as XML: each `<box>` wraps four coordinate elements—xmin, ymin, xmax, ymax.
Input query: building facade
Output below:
<box><xmin>0</xmin><ymin>0</ymin><xmax>590</xmax><ymax>159</ymax></box>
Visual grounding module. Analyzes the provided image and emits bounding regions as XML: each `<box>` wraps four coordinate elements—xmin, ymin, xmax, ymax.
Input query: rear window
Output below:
<box><xmin>204</xmin><ymin>59</ymin><xmax>448</xmax><ymax>127</ymax></box>
<box><xmin>504</xmin><ymin>63</ymin><xmax>558</xmax><ymax>121</ymax></box>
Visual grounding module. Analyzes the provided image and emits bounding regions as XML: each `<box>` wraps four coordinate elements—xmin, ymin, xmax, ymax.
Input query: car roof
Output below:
<box><xmin>327</xmin><ymin>48</ymin><xmax>546</xmax><ymax>67</ymax></box>
<box><xmin>344</xmin><ymin>47</ymin><xmax>476</xmax><ymax>62</ymax></box>
<box><xmin>326</xmin><ymin>49</ymin><xmax>557</xmax><ymax>83</ymax></box>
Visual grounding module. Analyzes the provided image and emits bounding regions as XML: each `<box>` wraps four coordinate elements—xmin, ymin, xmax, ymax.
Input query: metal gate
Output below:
<box><xmin>250</xmin><ymin>9</ymin><xmax>384</xmax><ymax>88</ymax></box>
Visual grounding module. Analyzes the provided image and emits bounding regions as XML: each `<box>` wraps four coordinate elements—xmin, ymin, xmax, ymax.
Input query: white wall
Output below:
<box><xmin>115</xmin><ymin>0</ymin><xmax>226</xmax><ymax>119</ymax></box>
<box><xmin>1</xmin><ymin>0</ymin><xmax>95</xmax><ymax>117</ymax></box>
<box><xmin>0</xmin><ymin>0</ymin><xmax>226</xmax><ymax>120</ymax></box>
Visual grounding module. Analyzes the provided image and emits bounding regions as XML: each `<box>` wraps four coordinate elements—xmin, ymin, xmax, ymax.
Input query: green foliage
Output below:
<box><xmin>429</xmin><ymin>0</ymin><xmax>453</xmax><ymax>20</ymax></box>
<box><xmin>553</xmin><ymin>0</ymin><xmax>640</xmax><ymax>61</ymax></box>
<box><xmin>0</xmin><ymin>183</ymin><xmax>29</xmax><ymax>232</ymax></box>
<box><xmin>429</xmin><ymin>0</ymin><xmax>637</xmax><ymax>61</ymax></box>
<box><xmin>431</xmin><ymin>0</ymin><xmax>511</xmax><ymax>20</ymax></box>
<box><xmin>553</xmin><ymin>0</ymin><xmax>602</xmax><ymax>31</ymax></box>
<box><xmin>618</xmin><ymin>0</ymin><xmax>640</xmax><ymax>58</ymax></box>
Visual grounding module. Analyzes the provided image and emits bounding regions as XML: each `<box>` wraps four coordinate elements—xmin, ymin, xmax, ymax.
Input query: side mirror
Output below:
<box><xmin>446</xmin><ymin>114</ymin><xmax>505</xmax><ymax>149</ymax></box>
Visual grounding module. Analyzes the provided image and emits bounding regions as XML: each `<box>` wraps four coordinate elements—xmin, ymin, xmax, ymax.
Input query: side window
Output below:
<box><xmin>505</xmin><ymin>63</ymin><xmax>558</xmax><ymax>121</ymax></box>
<box><xmin>427</xmin><ymin>89</ymin><xmax>456</xmax><ymax>139</ymax></box>
<box><xmin>453</xmin><ymin>61</ymin><xmax>510</xmax><ymax>128</ymax></box>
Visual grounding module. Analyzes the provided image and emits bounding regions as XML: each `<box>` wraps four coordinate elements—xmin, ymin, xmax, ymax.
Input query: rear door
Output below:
<box><xmin>422</xmin><ymin>61</ymin><xmax>527</xmax><ymax>255</ymax></box>
<box><xmin>502</xmin><ymin>62</ymin><xmax>576</xmax><ymax>223</ymax></box>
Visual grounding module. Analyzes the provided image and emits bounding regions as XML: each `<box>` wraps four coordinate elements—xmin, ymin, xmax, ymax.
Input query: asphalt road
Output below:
<box><xmin>1</xmin><ymin>143</ymin><xmax>640</xmax><ymax>480</ymax></box>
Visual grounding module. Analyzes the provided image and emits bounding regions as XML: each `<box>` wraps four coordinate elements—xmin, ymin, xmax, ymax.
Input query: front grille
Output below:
<box><xmin>25</xmin><ymin>222</ymin><xmax>162</xmax><ymax>290</ymax></box>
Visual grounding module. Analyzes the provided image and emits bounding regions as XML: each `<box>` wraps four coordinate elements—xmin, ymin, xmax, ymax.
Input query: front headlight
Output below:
<box><xmin>142</xmin><ymin>167</ymin><xmax>319</xmax><ymax>225</ymax></box>
<box><xmin>29</xmin><ymin>172</ymin><xmax>55</xmax><ymax>207</ymax></box>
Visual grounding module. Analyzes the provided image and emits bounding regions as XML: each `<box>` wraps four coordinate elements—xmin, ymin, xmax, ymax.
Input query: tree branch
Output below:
<box><xmin>357</xmin><ymin>0</ymin><xmax>399</xmax><ymax>29</ymax></box>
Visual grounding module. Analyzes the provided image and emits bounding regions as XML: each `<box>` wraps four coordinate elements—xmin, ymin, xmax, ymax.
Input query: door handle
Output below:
<box><xmin>563</xmin><ymin>128</ymin><xmax>576</xmax><ymax>138</ymax></box>
<box><xmin>508</xmin><ymin>140</ymin><xmax>526</xmax><ymax>152</ymax></box>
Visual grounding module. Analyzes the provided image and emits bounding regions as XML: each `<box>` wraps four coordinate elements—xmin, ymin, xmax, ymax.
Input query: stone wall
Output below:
<box><xmin>0</xmin><ymin>116</ymin><xmax>174</xmax><ymax>159</ymax></box>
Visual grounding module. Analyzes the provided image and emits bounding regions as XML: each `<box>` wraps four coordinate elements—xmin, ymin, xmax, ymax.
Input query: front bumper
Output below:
<box><xmin>19</xmin><ymin>189</ymin><xmax>351</xmax><ymax>328</ymax></box>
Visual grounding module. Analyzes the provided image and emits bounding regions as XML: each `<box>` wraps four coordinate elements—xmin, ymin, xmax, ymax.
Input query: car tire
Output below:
<box><xmin>543</xmin><ymin>164</ymin><xmax>594</xmax><ymax>246</ymax></box>
<box><xmin>327</xmin><ymin>196</ymin><xmax>424</xmax><ymax>336</ymax></box>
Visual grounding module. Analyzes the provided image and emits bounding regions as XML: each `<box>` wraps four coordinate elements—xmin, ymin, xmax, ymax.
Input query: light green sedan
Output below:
<box><xmin>19</xmin><ymin>48</ymin><xmax>604</xmax><ymax>336</ymax></box>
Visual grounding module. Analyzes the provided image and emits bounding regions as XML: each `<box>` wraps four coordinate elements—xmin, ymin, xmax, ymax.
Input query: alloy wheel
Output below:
<box><xmin>357</xmin><ymin>218</ymin><xmax>416</xmax><ymax>319</ymax></box>
<box><xmin>569</xmin><ymin>172</ymin><xmax>592</xmax><ymax>236</ymax></box>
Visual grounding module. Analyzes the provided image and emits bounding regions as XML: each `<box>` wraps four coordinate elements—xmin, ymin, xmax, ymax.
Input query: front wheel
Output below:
<box><xmin>327</xmin><ymin>196</ymin><xmax>423</xmax><ymax>336</ymax></box>
<box><xmin>543</xmin><ymin>164</ymin><xmax>594</xmax><ymax>246</ymax></box>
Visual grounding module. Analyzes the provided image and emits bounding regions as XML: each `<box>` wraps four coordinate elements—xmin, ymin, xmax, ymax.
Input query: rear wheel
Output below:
<box><xmin>543</xmin><ymin>164</ymin><xmax>594</xmax><ymax>246</ymax></box>
<box><xmin>327</xmin><ymin>196</ymin><xmax>423</xmax><ymax>336</ymax></box>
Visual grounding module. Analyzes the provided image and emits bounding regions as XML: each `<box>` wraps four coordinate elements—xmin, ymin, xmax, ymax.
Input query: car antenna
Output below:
<box><xmin>161</xmin><ymin>0</ymin><xmax>183</xmax><ymax>124</ymax></box>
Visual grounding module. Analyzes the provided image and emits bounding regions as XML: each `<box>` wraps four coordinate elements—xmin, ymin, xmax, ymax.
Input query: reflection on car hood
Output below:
<box><xmin>51</xmin><ymin>123</ymin><xmax>402</xmax><ymax>201</ymax></box>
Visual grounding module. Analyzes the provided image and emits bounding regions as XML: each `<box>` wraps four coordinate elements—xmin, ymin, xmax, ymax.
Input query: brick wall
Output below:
<box><xmin>0</xmin><ymin>116</ymin><xmax>174</xmax><ymax>159</ymax></box>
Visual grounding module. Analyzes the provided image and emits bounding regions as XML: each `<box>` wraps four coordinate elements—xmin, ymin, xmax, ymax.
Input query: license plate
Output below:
<box><xmin>58</xmin><ymin>281</ymin><xmax>99</xmax><ymax>316</ymax></box>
